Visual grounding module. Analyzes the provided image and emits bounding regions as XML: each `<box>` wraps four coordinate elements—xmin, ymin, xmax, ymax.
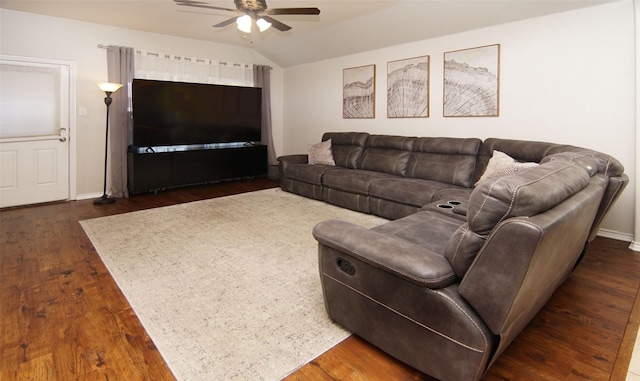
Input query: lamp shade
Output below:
<box><xmin>256</xmin><ymin>18</ymin><xmax>271</xmax><ymax>32</ymax></box>
<box><xmin>96</xmin><ymin>82</ymin><xmax>123</xmax><ymax>93</ymax></box>
<box><xmin>236</xmin><ymin>15</ymin><xmax>252</xmax><ymax>33</ymax></box>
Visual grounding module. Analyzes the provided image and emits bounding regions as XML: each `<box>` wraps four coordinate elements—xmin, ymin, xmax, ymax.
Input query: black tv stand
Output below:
<box><xmin>127</xmin><ymin>142</ymin><xmax>268</xmax><ymax>194</ymax></box>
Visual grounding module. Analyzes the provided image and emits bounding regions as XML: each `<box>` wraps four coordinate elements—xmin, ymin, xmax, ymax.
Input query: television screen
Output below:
<box><xmin>132</xmin><ymin>79</ymin><xmax>262</xmax><ymax>147</ymax></box>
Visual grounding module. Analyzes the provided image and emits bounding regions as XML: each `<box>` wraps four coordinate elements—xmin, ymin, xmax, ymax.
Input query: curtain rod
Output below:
<box><xmin>97</xmin><ymin>44</ymin><xmax>271</xmax><ymax>69</ymax></box>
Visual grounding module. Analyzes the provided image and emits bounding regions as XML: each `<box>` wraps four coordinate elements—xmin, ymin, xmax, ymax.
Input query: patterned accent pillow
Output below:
<box><xmin>475</xmin><ymin>150</ymin><xmax>538</xmax><ymax>186</ymax></box>
<box><xmin>308</xmin><ymin>139</ymin><xmax>336</xmax><ymax>166</ymax></box>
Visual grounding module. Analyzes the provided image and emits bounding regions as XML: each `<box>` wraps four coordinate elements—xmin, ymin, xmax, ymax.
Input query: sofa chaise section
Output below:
<box><xmin>313</xmin><ymin>157</ymin><xmax>610</xmax><ymax>380</ymax></box>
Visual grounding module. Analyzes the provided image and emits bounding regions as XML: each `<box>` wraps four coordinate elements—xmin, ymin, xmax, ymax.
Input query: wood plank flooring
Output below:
<box><xmin>1</xmin><ymin>178</ymin><xmax>638</xmax><ymax>380</ymax></box>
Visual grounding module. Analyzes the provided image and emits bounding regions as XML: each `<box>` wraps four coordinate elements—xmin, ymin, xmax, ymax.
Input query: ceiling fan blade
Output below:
<box><xmin>261</xmin><ymin>15</ymin><xmax>291</xmax><ymax>31</ymax></box>
<box><xmin>212</xmin><ymin>17</ymin><xmax>238</xmax><ymax>28</ymax></box>
<box><xmin>174</xmin><ymin>2</ymin><xmax>237</xmax><ymax>13</ymax></box>
<box><xmin>264</xmin><ymin>8</ymin><xmax>321</xmax><ymax>15</ymax></box>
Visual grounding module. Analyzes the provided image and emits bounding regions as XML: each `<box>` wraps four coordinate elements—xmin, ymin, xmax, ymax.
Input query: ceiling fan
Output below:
<box><xmin>174</xmin><ymin>0</ymin><xmax>321</xmax><ymax>32</ymax></box>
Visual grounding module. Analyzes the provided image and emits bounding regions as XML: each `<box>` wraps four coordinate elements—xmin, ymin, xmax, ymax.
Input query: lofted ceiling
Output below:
<box><xmin>0</xmin><ymin>0</ymin><xmax>620</xmax><ymax>67</ymax></box>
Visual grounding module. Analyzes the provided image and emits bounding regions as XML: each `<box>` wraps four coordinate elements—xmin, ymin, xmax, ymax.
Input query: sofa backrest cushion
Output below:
<box><xmin>406</xmin><ymin>137</ymin><xmax>481</xmax><ymax>187</ymax></box>
<box><xmin>445</xmin><ymin>159</ymin><xmax>592</xmax><ymax>277</ymax></box>
<box><xmin>478</xmin><ymin>138</ymin><xmax>628</xmax><ymax>249</ymax></box>
<box><xmin>542</xmin><ymin>148</ymin><xmax>624</xmax><ymax>177</ymax></box>
<box><xmin>322</xmin><ymin>132</ymin><xmax>369</xmax><ymax>169</ymax></box>
<box><xmin>359</xmin><ymin>135</ymin><xmax>415</xmax><ymax>176</ymax></box>
<box><xmin>475</xmin><ymin>138</ymin><xmax>570</xmax><ymax>181</ymax></box>
<box><xmin>479</xmin><ymin>137</ymin><xmax>625</xmax><ymax>178</ymax></box>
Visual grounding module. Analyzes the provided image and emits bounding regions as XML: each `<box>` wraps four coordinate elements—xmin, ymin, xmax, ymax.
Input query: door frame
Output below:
<box><xmin>1</xmin><ymin>54</ymin><xmax>77</xmax><ymax>203</ymax></box>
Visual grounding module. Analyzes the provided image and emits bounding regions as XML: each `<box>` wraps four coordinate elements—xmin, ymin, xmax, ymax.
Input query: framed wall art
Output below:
<box><xmin>387</xmin><ymin>55</ymin><xmax>429</xmax><ymax>118</ymax></box>
<box><xmin>343</xmin><ymin>64</ymin><xmax>375</xmax><ymax>118</ymax></box>
<box><xmin>443</xmin><ymin>44</ymin><xmax>500</xmax><ymax>117</ymax></box>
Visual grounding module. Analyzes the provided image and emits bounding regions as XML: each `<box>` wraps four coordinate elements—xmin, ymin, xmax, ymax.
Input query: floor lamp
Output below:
<box><xmin>94</xmin><ymin>82</ymin><xmax>124</xmax><ymax>205</ymax></box>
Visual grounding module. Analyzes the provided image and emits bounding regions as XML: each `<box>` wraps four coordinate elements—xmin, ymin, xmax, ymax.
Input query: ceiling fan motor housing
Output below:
<box><xmin>235</xmin><ymin>0</ymin><xmax>267</xmax><ymax>13</ymax></box>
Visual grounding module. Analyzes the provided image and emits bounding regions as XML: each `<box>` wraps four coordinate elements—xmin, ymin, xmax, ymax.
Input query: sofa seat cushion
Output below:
<box><xmin>372</xmin><ymin>211</ymin><xmax>466</xmax><ymax>255</ymax></box>
<box><xmin>369</xmin><ymin>199</ymin><xmax>421</xmax><ymax>220</ymax></box>
<box><xmin>369</xmin><ymin>177</ymin><xmax>468</xmax><ymax>207</ymax></box>
<box><xmin>284</xmin><ymin>163</ymin><xmax>334</xmax><ymax>185</ymax></box>
<box><xmin>432</xmin><ymin>187</ymin><xmax>473</xmax><ymax>203</ymax></box>
<box><xmin>322</xmin><ymin>168</ymin><xmax>396</xmax><ymax>195</ymax></box>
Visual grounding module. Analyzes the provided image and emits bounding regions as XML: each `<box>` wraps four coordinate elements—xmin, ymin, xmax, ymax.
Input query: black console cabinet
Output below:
<box><xmin>128</xmin><ymin>144</ymin><xmax>267</xmax><ymax>194</ymax></box>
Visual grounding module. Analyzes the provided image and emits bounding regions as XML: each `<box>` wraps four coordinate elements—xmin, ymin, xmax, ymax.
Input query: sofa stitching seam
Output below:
<box><xmin>472</xmin><ymin>162</ymin><xmax>580</xmax><ymax>231</ymax></box>
<box><xmin>451</xmin><ymin>224</ymin><xmax>470</xmax><ymax>269</ymax></box>
<box><xmin>499</xmin><ymin>220</ymin><xmax>543</xmax><ymax>330</ymax></box>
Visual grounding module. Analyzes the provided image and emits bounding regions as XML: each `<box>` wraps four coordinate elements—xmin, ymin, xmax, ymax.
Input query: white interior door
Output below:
<box><xmin>0</xmin><ymin>56</ymin><xmax>73</xmax><ymax>208</ymax></box>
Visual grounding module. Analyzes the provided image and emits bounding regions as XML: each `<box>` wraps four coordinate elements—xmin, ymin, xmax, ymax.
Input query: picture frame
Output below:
<box><xmin>387</xmin><ymin>55</ymin><xmax>429</xmax><ymax>118</ymax></box>
<box><xmin>343</xmin><ymin>64</ymin><xmax>376</xmax><ymax>118</ymax></box>
<box><xmin>443</xmin><ymin>44</ymin><xmax>500</xmax><ymax>117</ymax></box>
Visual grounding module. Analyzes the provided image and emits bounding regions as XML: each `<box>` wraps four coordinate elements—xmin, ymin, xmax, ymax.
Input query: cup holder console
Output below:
<box><xmin>437</xmin><ymin>200</ymin><xmax>462</xmax><ymax>209</ymax></box>
<box><xmin>428</xmin><ymin>200</ymin><xmax>467</xmax><ymax>219</ymax></box>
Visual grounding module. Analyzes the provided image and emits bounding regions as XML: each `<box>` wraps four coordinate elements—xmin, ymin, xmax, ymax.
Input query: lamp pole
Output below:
<box><xmin>94</xmin><ymin>82</ymin><xmax>123</xmax><ymax>205</ymax></box>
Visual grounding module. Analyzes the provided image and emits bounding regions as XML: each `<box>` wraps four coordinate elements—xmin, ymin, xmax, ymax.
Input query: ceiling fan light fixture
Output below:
<box><xmin>256</xmin><ymin>18</ymin><xmax>271</xmax><ymax>32</ymax></box>
<box><xmin>236</xmin><ymin>14</ymin><xmax>252</xmax><ymax>33</ymax></box>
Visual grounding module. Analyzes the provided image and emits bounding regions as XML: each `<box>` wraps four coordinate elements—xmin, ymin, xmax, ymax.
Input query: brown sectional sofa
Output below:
<box><xmin>277</xmin><ymin>132</ymin><xmax>628</xmax><ymax>381</ymax></box>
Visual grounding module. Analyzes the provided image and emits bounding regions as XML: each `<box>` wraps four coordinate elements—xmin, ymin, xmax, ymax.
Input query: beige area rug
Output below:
<box><xmin>80</xmin><ymin>188</ymin><xmax>387</xmax><ymax>381</ymax></box>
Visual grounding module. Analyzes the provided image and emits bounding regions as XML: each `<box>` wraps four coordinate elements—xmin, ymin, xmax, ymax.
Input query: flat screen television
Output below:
<box><xmin>132</xmin><ymin>79</ymin><xmax>262</xmax><ymax>147</ymax></box>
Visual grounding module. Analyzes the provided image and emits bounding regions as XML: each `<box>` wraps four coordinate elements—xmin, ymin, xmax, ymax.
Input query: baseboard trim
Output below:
<box><xmin>76</xmin><ymin>192</ymin><xmax>103</xmax><ymax>201</ymax></box>
<box><xmin>596</xmin><ymin>229</ymin><xmax>639</xmax><ymax>252</ymax></box>
<box><xmin>597</xmin><ymin>228</ymin><xmax>633</xmax><ymax>243</ymax></box>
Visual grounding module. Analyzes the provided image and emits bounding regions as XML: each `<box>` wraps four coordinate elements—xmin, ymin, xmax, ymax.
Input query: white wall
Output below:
<box><xmin>282</xmin><ymin>1</ymin><xmax>636</xmax><ymax>239</ymax></box>
<box><xmin>0</xmin><ymin>9</ymin><xmax>284</xmax><ymax>198</ymax></box>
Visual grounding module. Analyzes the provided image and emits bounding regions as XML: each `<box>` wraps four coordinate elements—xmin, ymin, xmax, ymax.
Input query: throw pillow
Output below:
<box><xmin>308</xmin><ymin>139</ymin><xmax>336</xmax><ymax>166</ymax></box>
<box><xmin>475</xmin><ymin>150</ymin><xmax>538</xmax><ymax>186</ymax></box>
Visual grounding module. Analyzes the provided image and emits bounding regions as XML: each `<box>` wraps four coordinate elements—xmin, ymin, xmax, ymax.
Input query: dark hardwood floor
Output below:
<box><xmin>1</xmin><ymin>178</ymin><xmax>638</xmax><ymax>380</ymax></box>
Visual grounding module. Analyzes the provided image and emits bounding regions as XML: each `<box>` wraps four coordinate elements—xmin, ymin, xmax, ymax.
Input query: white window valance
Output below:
<box><xmin>134</xmin><ymin>50</ymin><xmax>254</xmax><ymax>87</ymax></box>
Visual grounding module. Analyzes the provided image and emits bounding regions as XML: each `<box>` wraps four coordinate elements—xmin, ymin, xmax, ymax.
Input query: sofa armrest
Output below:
<box><xmin>278</xmin><ymin>154</ymin><xmax>308</xmax><ymax>178</ymax></box>
<box><xmin>278</xmin><ymin>154</ymin><xmax>308</xmax><ymax>165</ymax></box>
<box><xmin>313</xmin><ymin>220</ymin><xmax>457</xmax><ymax>288</ymax></box>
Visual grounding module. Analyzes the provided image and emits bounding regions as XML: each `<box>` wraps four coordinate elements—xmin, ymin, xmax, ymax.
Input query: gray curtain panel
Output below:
<box><xmin>253</xmin><ymin>65</ymin><xmax>276</xmax><ymax>166</ymax></box>
<box><xmin>106</xmin><ymin>45</ymin><xmax>134</xmax><ymax>198</ymax></box>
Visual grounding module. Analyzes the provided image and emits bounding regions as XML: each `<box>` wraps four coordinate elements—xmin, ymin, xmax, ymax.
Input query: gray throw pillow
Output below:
<box><xmin>308</xmin><ymin>139</ymin><xmax>336</xmax><ymax>166</ymax></box>
<box><xmin>475</xmin><ymin>150</ymin><xmax>537</xmax><ymax>186</ymax></box>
